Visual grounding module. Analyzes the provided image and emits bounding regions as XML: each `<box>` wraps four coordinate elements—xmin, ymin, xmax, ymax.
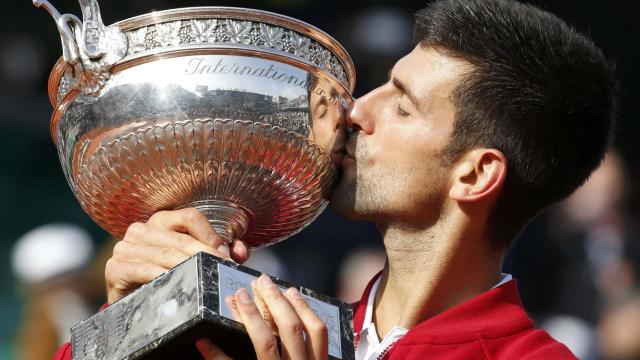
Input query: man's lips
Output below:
<box><xmin>341</xmin><ymin>134</ymin><xmax>357</xmax><ymax>163</ymax></box>
<box><xmin>341</xmin><ymin>149</ymin><xmax>355</xmax><ymax>165</ymax></box>
<box><xmin>344</xmin><ymin>144</ymin><xmax>356</xmax><ymax>160</ymax></box>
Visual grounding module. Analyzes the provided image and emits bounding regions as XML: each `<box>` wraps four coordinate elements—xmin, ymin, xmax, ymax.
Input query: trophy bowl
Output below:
<box><xmin>39</xmin><ymin>0</ymin><xmax>355</xmax><ymax>247</ymax></box>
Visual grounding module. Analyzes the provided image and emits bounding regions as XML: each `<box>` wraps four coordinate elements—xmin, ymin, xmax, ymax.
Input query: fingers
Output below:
<box><xmin>224</xmin><ymin>295</ymin><xmax>242</xmax><ymax>322</ymax></box>
<box><xmin>105</xmin><ymin>258</ymin><xmax>167</xmax><ymax>304</ymax></box>
<box><xmin>112</xmin><ymin>239</ymin><xmax>190</xmax><ymax>270</ymax></box>
<box><xmin>253</xmin><ymin>275</ymin><xmax>307</xmax><ymax>360</ymax></box>
<box><xmin>203</xmin><ymin>287</ymin><xmax>328</xmax><ymax>360</ymax></box>
<box><xmin>251</xmin><ymin>279</ymin><xmax>278</xmax><ymax>333</ymax></box>
<box><xmin>284</xmin><ymin>288</ymin><xmax>328</xmax><ymax>360</ymax></box>
<box><xmin>106</xmin><ymin>208</ymin><xmax>232</xmax><ymax>304</ymax></box>
<box><xmin>232</xmin><ymin>276</ymin><xmax>330</xmax><ymax>360</ymax></box>
<box><xmin>147</xmin><ymin>208</ymin><xmax>229</xmax><ymax>255</ymax></box>
<box><xmin>235</xmin><ymin>288</ymin><xmax>281</xmax><ymax>360</ymax></box>
<box><xmin>195</xmin><ymin>338</ymin><xmax>233</xmax><ymax>360</ymax></box>
<box><xmin>123</xmin><ymin>222</ymin><xmax>229</xmax><ymax>260</ymax></box>
<box><xmin>230</xmin><ymin>239</ymin><xmax>250</xmax><ymax>264</ymax></box>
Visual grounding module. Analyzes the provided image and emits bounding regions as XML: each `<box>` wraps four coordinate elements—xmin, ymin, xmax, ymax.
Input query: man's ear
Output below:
<box><xmin>449</xmin><ymin>149</ymin><xmax>507</xmax><ymax>203</ymax></box>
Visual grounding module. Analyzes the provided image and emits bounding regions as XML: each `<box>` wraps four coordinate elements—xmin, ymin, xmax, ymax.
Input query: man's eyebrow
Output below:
<box><xmin>392</xmin><ymin>76</ymin><xmax>421</xmax><ymax>108</ymax></box>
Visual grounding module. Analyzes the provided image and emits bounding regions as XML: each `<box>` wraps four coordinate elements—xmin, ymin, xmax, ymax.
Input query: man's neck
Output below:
<box><xmin>372</xmin><ymin>217</ymin><xmax>504</xmax><ymax>340</ymax></box>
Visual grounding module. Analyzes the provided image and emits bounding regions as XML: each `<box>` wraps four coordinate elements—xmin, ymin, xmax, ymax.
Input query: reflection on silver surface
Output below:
<box><xmin>38</xmin><ymin>1</ymin><xmax>355</xmax><ymax>247</ymax></box>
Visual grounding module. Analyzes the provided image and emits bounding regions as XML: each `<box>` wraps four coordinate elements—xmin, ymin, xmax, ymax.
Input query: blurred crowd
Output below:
<box><xmin>2</xmin><ymin>0</ymin><xmax>638</xmax><ymax>359</ymax></box>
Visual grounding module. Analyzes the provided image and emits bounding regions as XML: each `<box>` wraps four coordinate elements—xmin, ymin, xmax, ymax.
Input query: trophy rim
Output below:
<box><xmin>47</xmin><ymin>6</ymin><xmax>355</xmax><ymax>105</ymax></box>
<box><xmin>113</xmin><ymin>6</ymin><xmax>355</xmax><ymax>89</ymax></box>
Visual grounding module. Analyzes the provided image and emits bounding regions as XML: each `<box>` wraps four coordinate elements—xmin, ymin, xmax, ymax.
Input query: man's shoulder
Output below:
<box><xmin>385</xmin><ymin>327</ymin><xmax>577</xmax><ymax>360</ymax></box>
<box><xmin>482</xmin><ymin>326</ymin><xmax>577</xmax><ymax>360</ymax></box>
<box><xmin>383</xmin><ymin>280</ymin><xmax>578</xmax><ymax>359</ymax></box>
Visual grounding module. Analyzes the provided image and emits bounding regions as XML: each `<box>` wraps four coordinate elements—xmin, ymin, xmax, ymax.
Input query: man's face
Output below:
<box><xmin>331</xmin><ymin>45</ymin><xmax>471</xmax><ymax>226</ymax></box>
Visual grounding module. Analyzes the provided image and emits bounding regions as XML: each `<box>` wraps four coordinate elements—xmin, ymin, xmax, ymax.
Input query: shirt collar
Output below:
<box><xmin>360</xmin><ymin>275</ymin><xmax>381</xmax><ymax>333</ymax></box>
<box><xmin>359</xmin><ymin>273</ymin><xmax>514</xmax><ymax>336</ymax></box>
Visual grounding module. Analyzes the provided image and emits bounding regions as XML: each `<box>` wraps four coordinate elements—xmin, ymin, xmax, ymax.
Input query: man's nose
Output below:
<box><xmin>346</xmin><ymin>91</ymin><xmax>376</xmax><ymax>135</ymax></box>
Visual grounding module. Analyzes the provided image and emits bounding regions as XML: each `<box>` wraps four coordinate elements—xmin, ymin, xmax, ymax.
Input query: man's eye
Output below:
<box><xmin>396</xmin><ymin>106</ymin><xmax>410</xmax><ymax>117</ymax></box>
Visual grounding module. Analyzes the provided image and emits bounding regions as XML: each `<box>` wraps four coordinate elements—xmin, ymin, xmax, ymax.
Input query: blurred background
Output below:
<box><xmin>0</xmin><ymin>0</ymin><xmax>637</xmax><ymax>359</ymax></box>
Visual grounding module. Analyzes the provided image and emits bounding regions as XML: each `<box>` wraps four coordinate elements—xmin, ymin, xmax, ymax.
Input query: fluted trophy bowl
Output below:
<box><xmin>39</xmin><ymin>0</ymin><xmax>355</xmax><ymax>248</ymax></box>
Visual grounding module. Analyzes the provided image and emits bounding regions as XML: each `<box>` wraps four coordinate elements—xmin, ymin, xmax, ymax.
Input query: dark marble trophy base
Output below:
<box><xmin>71</xmin><ymin>252</ymin><xmax>354</xmax><ymax>360</ymax></box>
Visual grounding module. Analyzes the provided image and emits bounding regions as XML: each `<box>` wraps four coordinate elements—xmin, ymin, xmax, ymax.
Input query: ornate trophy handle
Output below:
<box><xmin>33</xmin><ymin>0</ymin><xmax>128</xmax><ymax>95</ymax></box>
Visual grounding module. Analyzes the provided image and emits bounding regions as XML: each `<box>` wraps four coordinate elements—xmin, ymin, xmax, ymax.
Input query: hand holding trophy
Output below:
<box><xmin>35</xmin><ymin>0</ymin><xmax>355</xmax><ymax>358</ymax></box>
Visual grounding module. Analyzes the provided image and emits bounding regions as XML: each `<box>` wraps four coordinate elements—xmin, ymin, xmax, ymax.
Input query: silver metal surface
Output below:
<box><xmin>37</xmin><ymin>0</ymin><xmax>355</xmax><ymax>248</ymax></box>
<box><xmin>34</xmin><ymin>0</ymin><xmax>128</xmax><ymax>95</ymax></box>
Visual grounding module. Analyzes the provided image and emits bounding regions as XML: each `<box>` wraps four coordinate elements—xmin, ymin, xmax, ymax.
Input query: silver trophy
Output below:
<box><xmin>35</xmin><ymin>0</ymin><xmax>356</xmax><ymax>358</ymax></box>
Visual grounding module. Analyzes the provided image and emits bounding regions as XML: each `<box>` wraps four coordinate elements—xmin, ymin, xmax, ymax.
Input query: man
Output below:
<box><xmin>53</xmin><ymin>0</ymin><xmax>615</xmax><ymax>359</ymax></box>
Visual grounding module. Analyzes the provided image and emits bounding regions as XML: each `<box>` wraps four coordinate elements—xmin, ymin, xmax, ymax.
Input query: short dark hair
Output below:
<box><xmin>414</xmin><ymin>0</ymin><xmax>617</xmax><ymax>248</ymax></box>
